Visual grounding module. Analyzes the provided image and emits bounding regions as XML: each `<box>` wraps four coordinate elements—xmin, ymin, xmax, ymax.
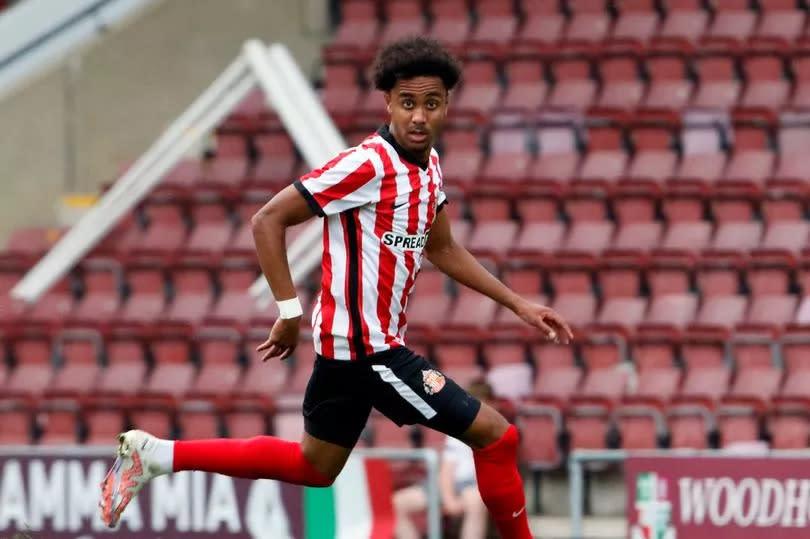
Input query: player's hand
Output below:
<box><xmin>514</xmin><ymin>300</ymin><xmax>574</xmax><ymax>344</ymax></box>
<box><xmin>257</xmin><ymin>316</ymin><xmax>301</xmax><ymax>361</ymax></box>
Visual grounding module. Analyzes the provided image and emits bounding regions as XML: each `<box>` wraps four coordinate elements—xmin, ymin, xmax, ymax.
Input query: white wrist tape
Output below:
<box><xmin>277</xmin><ymin>297</ymin><xmax>303</xmax><ymax>319</ymax></box>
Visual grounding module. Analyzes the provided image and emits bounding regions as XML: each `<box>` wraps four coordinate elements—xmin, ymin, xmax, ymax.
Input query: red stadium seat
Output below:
<box><xmin>563</xmin><ymin>222</ymin><xmax>615</xmax><ymax>254</ymax></box>
<box><xmin>530</xmin><ymin>124</ymin><xmax>581</xmax><ymax>183</ymax></box>
<box><xmin>661</xmin><ymin>222</ymin><xmax>713</xmax><ymax>251</ymax></box>
<box><xmin>97</xmin><ymin>338</ymin><xmax>147</xmax><ymax>396</ymax></box>
<box><xmin>695</xmin><ymin>295</ymin><xmax>748</xmax><ymax>328</ymax></box>
<box><xmin>645</xmin><ymin>294</ymin><xmax>699</xmax><ymax>329</ymax></box>
<box><xmin>597</xmin><ymin>297</ymin><xmax>648</xmax><ymax>328</ymax></box>
<box><xmin>757</xmin><ymin>0</ymin><xmax>806</xmax><ymax>41</ymax></box>
<box><xmin>162</xmin><ymin>267</ymin><xmax>215</xmax><ymax>326</ymax></box>
<box><xmin>551</xmin><ymin>294</ymin><xmax>597</xmax><ymax>328</ymax></box>
<box><xmin>7</xmin><ymin>336</ymin><xmax>53</xmax><ymax>396</ymax></box>
<box><xmin>501</xmin><ymin>59</ymin><xmax>547</xmax><ymax>111</ymax></box>
<box><xmin>518</xmin><ymin>402</ymin><xmax>564</xmax><ymax>468</ymax></box>
<box><xmin>84</xmin><ymin>408</ymin><xmax>127</xmax><ymax>445</ymax></box>
<box><xmin>613</xmin><ymin>222</ymin><xmax>663</xmax><ymax>251</ymax></box>
<box><xmin>448</xmin><ymin>288</ymin><xmax>499</xmax><ymax>328</ymax></box>
<box><xmin>207</xmin><ymin>268</ymin><xmax>258</xmax><ymax>327</ymax></box>
<box><xmin>566</xmin><ymin>0</ymin><xmax>612</xmax><ymax>43</ymax></box>
<box><xmin>51</xmin><ymin>331</ymin><xmax>102</xmax><ymax>396</ymax></box>
<box><xmin>130</xmin><ymin>407</ymin><xmax>174</xmax><ymax>439</ymax></box>
<box><xmin>184</xmin><ymin>204</ymin><xmax>233</xmax><ymax>261</ymax></box>
<box><xmin>548</xmin><ymin>57</ymin><xmax>597</xmax><ymax>110</ymax></box>
<box><xmin>143</xmin><ymin>337</ymin><xmax>195</xmax><ymax>397</ymax></box>
<box><xmin>658</xmin><ymin>0</ymin><xmax>709</xmax><ymax>44</ymax></box>
<box><xmin>26</xmin><ymin>278</ymin><xmax>73</xmax><ymax>327</ymax></box>
<box><xmin>0</xmin><ymin>401</ymin><xmax>33</xmax><ymax>444</ymax></box>
<box><xmin>116</xmin><ymin>267</ymin><xmax>166</xmax><ymax>326</ymax></box>
<box><xmin>612</xmin><ymin>0</ymin><xmax>660</xmax><ymax>43</ymax></box>
<box><xmin>711</xmin><ymin>222</ymin><xmax>763</xmax><ymax>252</ymax></box>
<box><xmin>330</xmin><ymin>0</ymin><xmax>379</xmax><ymax>51</ymax></box>
<box><xmin>379</xmin><ymin>0</ymin><xmax>426</xmax><ymax>44</ymax></box>
<box><xmin>705</xmin><ymin>0</ymin><xmax>758</xmax><ymax>44</ymax></box>
<box><xmin>680</xmin><ymin>365</ymin><xmax>731</xmax><ymax>402</ymax></box>
<box><xmin>598</xmin><ymin>56</ymin><xmax>645</xmax><ymax>110</ymax></box>
<box><xmin>768</xmin><ymin>413</ymin><xmax>810</xmax><ymax>449</ymax></box>
<box><xmin>470</xmin><ymin>0</ymin><xmax>518</xmax><ymax>45</ymax></box>
<box><xmin>740</xmin><ymin>54</ymin><xmax>791</xmax><ymax>109</ymax></box>
<box><xmin>747</xmin><ymin>294</ymin><xmax>798</xmax><ymax>327</ymax></box>
<box><xmin>438</xmin><ymin>128</ymin><xmax>482</xmax><ymax>185</ymax></box>
<box><xmin>192</xmin><ymin>332</ymin><xmax>243</xmax><ymax>397</ymax></box>
<box><xmin>644</xmin><ymin>53</ymin><xmax>693</xmax><ymax>109</ymax></box>
<box><xmin>250</xmin><ymin>133</ymin><xmax>297</xmax><ymax>186</ymax></box>
<box><xmin>790</xmin><ymin>56</ymin><xmax>810</xmax><ymax>109</ymax></box>
<box><xmin>512</xmin><ymin>222</ymin><xmax>566</xmax><ymax>254</ymax></box>
<box><xmin>480</xmin><ymin>127</ymin><xmax>531</xmax><ymax>184</ymax></box>
<box><xmin>274</xmin><ymin>411</ymin><xmax>305</xmax><ymax>441</ymax></box>
<box><xmin>427</xmin><ymin>0</ymin><xmax>471</xmax><ymax>47</ymax></box>
<box><xmin>36</xmin><ymin>399</ymin><xmax>80</xmax><ymax>445</ymax></box>
<box><xmin>667</xmin><ymin>405</ymin><xmax>712</xmax><ymax>449</ymax></box>
<box><xmin>241</xmin><ymin>335</ymin><xmax>291</xmax><ymax>398</ymax></box>
<box><xmin>454</xmin><ymin>60</ymin><xmax>501</xmax><ymax>116</ymax></box>
<box><xmin>515</xmin><ymin>0</ymin><xmax>565</xmax><ymax>46</ymax></box>
<box><xmin>177</xmin><ymin>404</ymin><xmax>220</xmax><ymax>439</ymax></box>
<box><xmin>73</xmin><ymin>260</ymin><xmax>122</xmax><ymax>324</ymax></box>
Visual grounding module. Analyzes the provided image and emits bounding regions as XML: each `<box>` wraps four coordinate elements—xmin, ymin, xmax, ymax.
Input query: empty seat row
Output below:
<box><xmin>328</xmin><ymin>0</ymin><xmax>810</xmax><ymax>60</ymax></box>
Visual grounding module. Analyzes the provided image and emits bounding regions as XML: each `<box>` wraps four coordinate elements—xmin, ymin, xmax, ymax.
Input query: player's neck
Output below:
<box><xmin>380</xmin><ymin>124</ymin><xmax>430</xmax><ymax>170</ymax></box>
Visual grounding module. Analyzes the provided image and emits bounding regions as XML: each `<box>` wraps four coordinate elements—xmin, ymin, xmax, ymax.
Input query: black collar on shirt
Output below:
<box><xmin>377</xmin><ymin>125</ymin><xmax>429</xmax><ymax>170</ymax></box>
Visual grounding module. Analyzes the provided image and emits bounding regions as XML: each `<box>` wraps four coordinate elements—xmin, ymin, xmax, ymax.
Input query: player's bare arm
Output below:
<box><xmin>425</xmin><ymin>209</ymin><xmax>573</xmax><ymax>344</ymax></box>
<box><xmin>251</xmin><ymin>184</ymin><xmax>317</xmax><ymax>361</ymax></box>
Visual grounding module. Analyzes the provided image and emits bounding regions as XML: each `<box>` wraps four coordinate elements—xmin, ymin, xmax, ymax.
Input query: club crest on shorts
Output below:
<box><xmin>422</xmin><ymin>369</ymin><xmax>446</xmax><ymax>395</ymax></box>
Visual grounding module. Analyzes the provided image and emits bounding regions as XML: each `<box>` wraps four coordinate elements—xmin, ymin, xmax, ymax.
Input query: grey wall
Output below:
<box><xmin>0</xmin><ymin>0</ymin><xmax>329</xmax><ymax>245</ymax></box>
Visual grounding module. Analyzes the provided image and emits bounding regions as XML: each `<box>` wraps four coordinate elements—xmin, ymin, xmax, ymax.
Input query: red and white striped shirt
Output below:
<box><xmin>294</xmin><ymin>126</ymin><xmax>447</xmax><ymax>360</ymax></box>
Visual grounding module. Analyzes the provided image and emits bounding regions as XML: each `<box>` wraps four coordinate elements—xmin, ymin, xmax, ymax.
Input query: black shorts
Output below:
<box><xmin>301</xmin><ymin>346</ymin><xmax>482</xmax><ymax>448</ymax></box>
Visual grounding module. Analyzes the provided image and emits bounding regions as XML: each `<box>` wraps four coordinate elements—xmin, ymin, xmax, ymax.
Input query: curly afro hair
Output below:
<box><xmin>372</xmin><ymin>36</ymin><xmax>462</xmax><ymax>93</ymax></box>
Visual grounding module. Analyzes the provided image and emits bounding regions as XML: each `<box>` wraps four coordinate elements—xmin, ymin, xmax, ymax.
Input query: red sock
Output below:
<box><xmin>173</xmin><ymin>436</ymin><xmax>333</xmax><ymax>487</ymax></box>
<box><xmin>473</xmin><ymin>424</ymin><xmax>533</xmax><ymax>539</ymax></box>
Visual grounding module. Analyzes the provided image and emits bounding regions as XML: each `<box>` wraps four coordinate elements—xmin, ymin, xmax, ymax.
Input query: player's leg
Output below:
<box><xmin>459</xmin><ymin>403</ymin><xmax>532</xmax><ymax>539</ymax></box>
<box><xmin>368</xmin><ymin>348</ymin><xmax>532</xmax><ymax>539</ymax></box>
<box><xmin>100</xmin><ymin>356</ymin><xmax>370</xmax><ymax>528</ymax></box>
<box><xmin>458</xmin><ymin>485</ymin><xmax>488</xmax><ymax>539</ymax></box>
<box><xmin>392</xmin><ymin>484</ymin><xmax>428</xmax><ymax>539</ymax></box>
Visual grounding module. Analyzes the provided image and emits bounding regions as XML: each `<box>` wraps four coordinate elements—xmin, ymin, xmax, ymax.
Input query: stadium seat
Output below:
<box><xmin>768</xmin><ymin>413</ymin><xmax>810</xmax><ymax>449</ymax></box>
<box><xmin>791</xmin><ymin>55</ymin><xmax>810</xmax><ymax>109</ymax></box>
<box><xmin>36</xmin><ymin>399</ymin><xmax>80</xmax><ymax>445</ymax></box>
<box><xmin>563</xmin><ymin>222</ymin><xmax>615</xmax><ymax>254</ymax></box>
<box><xmin>530</xmin><ymin>124</ymin><xmax>581</xmax><ymax>183</ymax></box>
<box><xmin>667</xmin><ymin>406</ymin><xmax>712</xmax><ymax>449</ymax></box>
<box><xmin>50</xmin><ymin>331</ymin><xmax>103</xmax><ymax>395</ymax></box>
<box><xmin>746</xmin><ymin>294</ymin><xmax>798</xmax><ymax>327</ymax></box>
<box><xmin>73</xmin><ymin>260</ymin><xmax>123</xmax><ymax>324</ymax></box>
<box><xmin>468</xmin><ymin>220</ymin><xmax>519</xmax><ymax>256</ymax></box>
<box><xmin>438</xmin><ymin>128</ymin><xmax>482</xmax><ymax>185</ymax></box>
<box><xmin>97</xmin><ymin>337</ymin><xmax>147</xmax><ymax>396</ymax></box>
<box><xmin>597</xmin><ymin>297</ymin><xmax>648</xmax><ymax>328</ymax></box>
<box><xmin>0</xmin><ymin>401</ymin><xmax>33</xmax><ymax>444</ymax></box>
<box><xmin>480</xmin><ymin>127</ymin><xmax>531</xmax><ymax>184</ymax></box>
<box><xmin>177</xmin><ymin>403</ymin><xmax>221</xmax><ymax>439</ymax></box>
<box><xmin>454</xmin><ymin>60</ymin><xmax>501</xmax><ymax>116</ymax></box>
<box><xmin>183</xmin><ymin>203</ymin><xmax>234</xmax><ymax>261</ymax></box>
<box><xmin>329</xmin><ymin>0</ymin><xmax>379</xmax><ymax>52</ymax></box>
<box><xmin>162</xmin><ymin>267</ymin><xmax>215</xmax><ymax>325</ymax></box>
<box><xmin>448</xmin><ymin>288</ymin><xmax>499</xmax><ymax>328</ymax></box>
<box><xmin>695</xmin><ymin>295</ymin><xmax>748</xmax><ymax>328</ymax></box>
<box><xmin>142</xmin><ymin>336</ymin><xmax>196</xmax><ymax>397</ymax></box>
<box><xmin>500</xmin><ymin>59</ymin><xmax>547</xmax><ymax>111</ymax></box>
<box><xmin>580</xmin><ymin>123</ymin><xmax>629</xmax><ymax>182</ymax></box>
<box><xmin>740</xmin><ymin>53</ymin><xmax>791</xmax><ymax>109</ymax></box>
<box><xmin>128</xmin><ymin>203</ymin><xmax>188</xmax><ymax>261</ymax></box>
<box><xmin>515</xmin><ymin>0</ymin><xmax>565</xmax><ymax>46</ymax></box>
<box><xmin>518</xmin><ymin>402</ymin><xmax>564</xmax><ymax>469</ymax></box>
<box><xmin>206</xmin><ymin>267</ymin><xmax>258</xmax><ymax>327</ymax></box>
<box><xmin>660</xmin><ymin>222</ymin><xmax>712</xmax><ymax>251</ymax></box>
<box><xmin>191</xmin><ymin>331</ymin><xmax>243</xmax><ymax>397</ymax></box>
<box><xmin>274</xmin><ymin>411</ymin><xmax>305</xmax><ymax>441</ymax></box>
<box><xmin>371</xmin><ymin>412</ymin><xmax>414</xmax><ymax>448</ymax></box>
<box><xmin>613</xmin><ymin>222</ymin><xmax>663</xmax><ymax>251</ymax></box>
<box><xmin>243</xmin><ymin>332</ymin><xmax>293</xmax><ymax>400</ymax></box>
<box><xmin>84</xmin><ymin>408</ymin><xmax>126</xmax><ymax>445</ymax></box>
<box><xmin>645</xmin><ymin>294</ymin><xmax>699</xmax><ymax>329</ymax></box>
<box><xmin>658</xmin><ymin>0</ymin><xmax>710</xmax><ymax>44</ymax></box>
<box><xmin>644</xmin><ymin>53</ymin><xmax>693</xmax><ymax>109</ymax></box>
<box><xmin>597</xmin><ymin>55</ymin><xmax>645</xmax><ymax>110</ymax></box>
<box><xmin>224</xmin><ymin>407</ymin><xmax>269</xmax><ymax>438</ymax></box>
<box><xmin>705</xmin><ymin>0</ymin><xmax>758</xmax><ymax>44</ymax></box>
<box><xmin>26</xmin><ymin>278</ymin><xmax>74</xmax><ymax>327</ymax></box>
<box><xmin>548</xmin><ymin>57</ymin><xmax>597</xmax><ymax>110</ymax></box>
<box><xmin>378</xmin><ymin>0</ymin><xmax>426</xmax><ymax>45</ymax></box>
<box><xmin>470</xmin><ymin>0</ymin><xmax>518</xmax><ymax>45</ymax></box>
<box><xmin>612</xmin><ymin>0</ymin><xmax>660</xmax><ymax>43</ymax></box>
<box><xmin>711</xmin><ymin>222</ymin><xmax>763</xmax><ymax>252</ymax></box>
<box><xmin>512</xmin><ymin>222</ymin><xmax>566</xmax><ymax>254</ymax></box>
<box><xmin>627</xmin><ymin>125</ymin><xmax>678</xmax><ymax>183</ymax></box>
<box><xmin>7</xmin><ymin>336</ymin><xmax>53</xmax><ymax>396</ymax></box>
<box><xmin>551</xmin><ymin>294</ymin><xmax>597</xmax><ymax>328</ymax></box>
<box><xmin>427</xmin><ymin>0</ymin><xmax>471</xmax><ymax>47</ymax></box>
<box><xmin>116</xmin><ymin>266</ymin><xmax>167</xmax><ymax>326</ymax></box>
<box><xmin>130</xmin><ymin>406</ymin><xmax>174</xmax><ymax>439</ymax></box>
<box><xmin>250</xmin><ymin>133</ymin><xmax>297</xmax><ymax>186</ymax></box>
<box><xmin>566</xmin><ymin>0</ymin><xmax>612</xmax><ymax>43</ymax></box>
<box><xmin>757</xmin><ymin>0</ymin><xmax>806</xmax><ymax>41</ymax></box>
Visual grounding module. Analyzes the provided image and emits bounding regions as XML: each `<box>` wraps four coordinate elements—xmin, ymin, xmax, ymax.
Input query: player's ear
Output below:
<box><xmin>384</xmin><ymin>91</ymin><xmax>392</xmax><ymax>114</ymax></box>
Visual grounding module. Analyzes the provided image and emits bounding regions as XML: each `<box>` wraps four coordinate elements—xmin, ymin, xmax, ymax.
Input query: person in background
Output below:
<box><xmin>394</xmin><ymin>380</ymin><xmax>497</xmax><ymax>539</ymax></box>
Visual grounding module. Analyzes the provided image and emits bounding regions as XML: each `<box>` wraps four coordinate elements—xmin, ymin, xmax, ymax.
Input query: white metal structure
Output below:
<box><xmin>12</xmin><ymin>40</ymin><xmax>342</xmax><ymax>307</ymax></box>
<box><xmin>0</xmin><ymin>0</ymin><xmax>157</xmax><ymax>99</ymax></box>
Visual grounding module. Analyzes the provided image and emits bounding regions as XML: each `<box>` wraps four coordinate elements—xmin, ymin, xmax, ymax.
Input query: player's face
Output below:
<box><xmin>385</xmin><ymin>76</ymin><xmax>448</xmax><ymax>158</ymax></box>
